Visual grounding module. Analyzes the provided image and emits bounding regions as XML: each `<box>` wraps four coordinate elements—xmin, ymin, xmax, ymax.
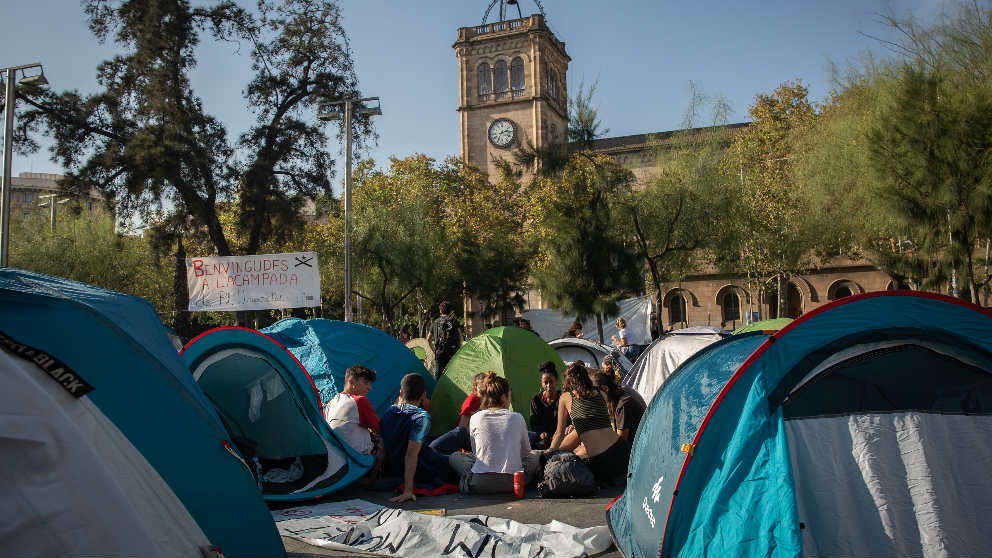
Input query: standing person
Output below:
<box><xmin>457</xmin><ymin>372</ymin><xmax>487</xmax><ymax>428</ymax></box>
<box><xmin>547</xmin><ymin>362</ymin><xmax>631</xmax><ymax>486</ymax></box>
<box><xmin>529</xmin><ymin>361</ymin><xmax>561</xmax><ymax>449</ymax></box>
<box><xmin>427</xmin><ymin>301</ymin><xmax>463</xmax><ymax>377</ymax></box>
<box><xmin>591</xmin><ymin>370</ymin><xmax>645</xmax><ymax>442</ymax></box>
<box><xmin>323</xmin><ymin>365</ymin><xmax>384</xmax><ymax>481</ymax></box>
<box><xmin>381</xmin><ymin>374</ymin><xmax>470</xmax><ymax>502</ymax></box>
<box><xmin>449</xmin><ymin>372</ymin><xmax>541</xmax><ymax>494</ymax></box>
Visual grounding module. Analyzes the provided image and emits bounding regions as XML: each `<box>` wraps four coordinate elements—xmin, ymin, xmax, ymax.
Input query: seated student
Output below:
<box><xmin>611</xmin><ymin>317</ymin><xmax>636</xmax><ymax>360</ymax></box>
<box><xmin>457</xmin><ymin>372</ymin><xmax>487</xmax><ymax>429</ymax></box>
<box><xmin>323</xmin><ymin>366</ymin><xmax>385</xmax><ymax>483</ymax></box>
<box><xmin>591</xmin><ymin>370</ymin><xmax>645</xmax><ymax>442</ymax></box>
<box><xmin>449</xmin><ymin>372</ymin><xmax>541</xmax><ymax>494</ymax></box>
<box><xmin>529</xmin><ymin>361</ymin><xmax>561</xmax><ymax>449</ymax></box>
<box><xmin>547</xmin><ymin>362</ymin><xmax>631</xmax><ymax>486</ymax></box>
<box><xmin>381</xmin><ymin>373</ymin><xmax>470</xmax><ymax>502</ymax></box>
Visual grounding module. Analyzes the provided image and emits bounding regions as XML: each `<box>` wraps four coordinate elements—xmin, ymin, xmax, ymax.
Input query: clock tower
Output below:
<box><xmin>454</xmin><ymin>13</ymin><xmax>570</xmax><ymax>179</ymax></box>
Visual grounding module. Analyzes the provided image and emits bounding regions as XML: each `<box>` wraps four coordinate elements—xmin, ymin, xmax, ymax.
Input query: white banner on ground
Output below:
<box><xmin>186</xmin><ymin>252</ymin><xmax>321</xmax><ymax>312</ymax></box>
<box><xmin>523</xmin><ymin>294</ymin><xmax>654</xmax><ymax>345</ymax></box>
<box><xmin>272</xmin><ymin>498</ymin><xmax>612</xmax><ymax>558</ymax></box>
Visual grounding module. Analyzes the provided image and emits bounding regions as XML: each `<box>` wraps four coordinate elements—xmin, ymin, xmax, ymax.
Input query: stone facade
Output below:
<box><xmin>454</xmin><ymin>15</ymin><xmax>569</xmax><ymax>181</ymax></box>
<box><xmin>8</xmin><ymin>172</ymin><xmax>106</xmax><ymax>218</ymax></box>
<box><xmin>454</xmin><ymin>13</ymin><xmax>895</xmax><ymax>336</ymax></box>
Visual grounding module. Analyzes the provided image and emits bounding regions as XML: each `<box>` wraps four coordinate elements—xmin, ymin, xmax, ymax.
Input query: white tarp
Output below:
<box><xmin>273</xmin><ymin>499</ymin><xmax>612</xmax><ymax>558</ymax></box>
<box><xmin>786</xmin><ymin>413</ymin><xmax>992</xmax><ymax>557</ymax></box>
<box><xmin>620</xmin><ymin>327</ymin><xmax>724</xmax><ymax>403</ymax></box>
<box><xmin>524</xmin><ymin>294</ymin><xmax>653</xmax><ymax>345</ymax></box>
<box><xmin>186</xmin><ymin>251</ymin><xmax>321</xmax><ymax>312</ymax></box>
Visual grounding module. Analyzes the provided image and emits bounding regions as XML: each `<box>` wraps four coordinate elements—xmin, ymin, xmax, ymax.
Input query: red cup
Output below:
<box><xmin>513</xmin><ymin>471</ymin><xmax>525</xmax><ymax>499</ymax></box>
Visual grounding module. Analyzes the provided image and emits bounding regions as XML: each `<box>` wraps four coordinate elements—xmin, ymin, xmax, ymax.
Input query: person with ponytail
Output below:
<box><xmin>448</xmin><ymin>371</ymin><xmax>541</xmax><ymax>494</ymax></box>
<box><xmin>547</xmin><ymin>362</ymin><xmax>631</xmax><ymax>485</ymax></box>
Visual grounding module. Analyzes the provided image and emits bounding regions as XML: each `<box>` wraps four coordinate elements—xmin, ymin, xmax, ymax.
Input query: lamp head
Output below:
<box><xmin>18</xmin><ymin>70</ymin><xmax>48</xmax><ymax>87</ymax></box>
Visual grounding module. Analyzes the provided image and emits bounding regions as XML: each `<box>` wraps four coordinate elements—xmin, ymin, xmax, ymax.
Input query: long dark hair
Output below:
<box><xmin>591</xmin><ymin>370</ymin><xmax>623</xmax><ymax>416</ymax></box>
<box><xmin>563</xmin><ymin>362</ymin><xmax>597</xmax><ymax>399</ymax></box>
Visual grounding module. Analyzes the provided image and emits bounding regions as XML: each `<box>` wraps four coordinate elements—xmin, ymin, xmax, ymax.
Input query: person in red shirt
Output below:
<box><xmin>323</xmin><ymin>365</ymin><xmax>384</xmax><ymax>482</ymax></box>
<box><xmin>457</xmin><ymin>372</ymin><xmax>487</xmax><ymax>428</ymax></box>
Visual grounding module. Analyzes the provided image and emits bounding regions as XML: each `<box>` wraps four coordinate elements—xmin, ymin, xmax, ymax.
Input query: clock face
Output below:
<box><xmin>488</xmin><ymin>118</ymin><xmax>516</xmax><ymax>149</ymax></box>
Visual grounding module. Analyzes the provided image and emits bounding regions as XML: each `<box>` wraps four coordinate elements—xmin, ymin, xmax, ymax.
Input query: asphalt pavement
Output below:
<box><xmin>276</xmin><ymin>481</ymin><xmax>625</xmax><ymax>558</ymax></box>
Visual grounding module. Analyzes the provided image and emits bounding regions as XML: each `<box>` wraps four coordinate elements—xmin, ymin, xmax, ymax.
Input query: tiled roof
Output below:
<box><xmin>584</xmin><ymin>122</ymin><xmax>750</xmax><ymax>154</ymax></box>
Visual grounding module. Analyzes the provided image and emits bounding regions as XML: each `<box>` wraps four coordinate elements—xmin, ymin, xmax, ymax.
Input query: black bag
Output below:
<box><xmin>537</xmin><ymin>451</ymin><xmax>598</xmax><ymax>498</ymax></box>
<box><xmin>433</xmin><ymin>316</ymin><xmax>459</xmax><ymax>354</ymax></box>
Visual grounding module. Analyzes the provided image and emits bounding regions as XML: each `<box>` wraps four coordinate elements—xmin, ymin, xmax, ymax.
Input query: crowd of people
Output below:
<box><xmin>323</xmin><ymin>358</ymin><xmax>645</xmax><ymax>502</ymax></box>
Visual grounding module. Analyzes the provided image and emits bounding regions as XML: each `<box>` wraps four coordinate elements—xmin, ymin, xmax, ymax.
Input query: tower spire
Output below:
<box><xmin>481</xmin><ymin>0</ymin><xmax>547</xmax><ymax>25</ymax></box>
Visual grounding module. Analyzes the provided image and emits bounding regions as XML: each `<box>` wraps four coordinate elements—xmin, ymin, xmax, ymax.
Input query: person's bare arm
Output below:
<box><xmin>389</xmin><ymin>441</ymin><xmax>421</xmax><ymax>503</ymax></box>
<box><xmin>547</xmin><ymin>394</ymin><xmax>571</xmax><ymax>451</ymax></box>
<box><xmin>456</xmin><ymin>413</ymin><xmax>471</xmax><ymax>429</ymax></box>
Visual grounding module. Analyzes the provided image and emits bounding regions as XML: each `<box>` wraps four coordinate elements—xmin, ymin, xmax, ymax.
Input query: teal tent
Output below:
<box><xmin>0</xmin><ymin>269</ymin><xmax>283</xmax><ymax>557</ymax></box>
<box><xmin>609</xmin><ymin>292</ymin><xmax>992</xmax><ymax>557</ymax></box>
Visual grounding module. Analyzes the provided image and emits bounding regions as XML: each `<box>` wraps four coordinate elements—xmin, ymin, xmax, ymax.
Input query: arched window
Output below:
<box><xmin>510</xmin><ymin>57</ymin><xmax>525</xmax><ymax>92</ymax></box>
<box><xmin>669</xmin><ymin>295</ymin><xmax>687</xmax><ymax>326</ymax></box>
<box><xmin>477</xmin><ymin>62</ymin><xmax>492</xmax><ymax>98</ymax></box>
<box><xmin>494</xmin><ymin>60</ymin><xmax>509</xmax><ymax>93</ymax></box>
<box><xmin>835</xmin><ymin>286</ymin><xmax>853</xmax><ymax>299</ymax></box>
<box><xmin>722</xmin><ymin>291</ymin><xmax>741</xmax><ymax>322</ymax></box>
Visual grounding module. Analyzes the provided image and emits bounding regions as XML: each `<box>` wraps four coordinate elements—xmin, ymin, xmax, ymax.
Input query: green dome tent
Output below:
<box><xmin>430</xmin><ymin>326</ymin><xmax>564</xmax><ymax>435</ymax></box>
<box><xmin>732</xmin><ymin>317</ymin><xmax>792</xmax><ymax>335</ymax></box>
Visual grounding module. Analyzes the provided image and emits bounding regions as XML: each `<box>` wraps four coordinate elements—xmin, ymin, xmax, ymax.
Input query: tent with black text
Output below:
<box><xmin>0</xmin><ymin>269</ymin><xmax>283</xmax><ymax>558</ymax></box>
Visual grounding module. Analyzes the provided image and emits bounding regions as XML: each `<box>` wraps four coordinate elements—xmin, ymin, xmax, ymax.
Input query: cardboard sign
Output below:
<box><xmin>186</xmin><ymin>252</ymin><xmax>321</xmax><ymax>312</ymax></box>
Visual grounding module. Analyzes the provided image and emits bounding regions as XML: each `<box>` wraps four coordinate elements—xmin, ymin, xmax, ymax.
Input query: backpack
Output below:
<box><xmin>537</xmin><ymin>451</ymin><xmax>598</xmax><ymax>498</ymax></box>
<box><xmin>433</xmin><ymin>316</ymin><xmax>459</xmax><ymax>354</ymax></box>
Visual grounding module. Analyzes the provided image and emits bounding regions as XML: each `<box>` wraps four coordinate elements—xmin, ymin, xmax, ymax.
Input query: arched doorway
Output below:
<box><xmin>786</xmin><ymin>282</ymin><xmax>803</xmax><ymax>318</ymax></box>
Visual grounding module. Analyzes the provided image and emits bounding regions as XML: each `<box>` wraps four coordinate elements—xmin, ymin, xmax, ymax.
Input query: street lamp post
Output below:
<box><xmin>38</xmin><ymin>194</ymin><xmax>69</xmax><ymax>233</ymax></box>
<box><xmin>318</xmin><ymin>96</ymin><xmax>381</xmax><ymax>322</ymax></box>
<box><xmin>1</xmin><ymin>62</ymin><xmax>48</xmax><ymax>267</ymax></box>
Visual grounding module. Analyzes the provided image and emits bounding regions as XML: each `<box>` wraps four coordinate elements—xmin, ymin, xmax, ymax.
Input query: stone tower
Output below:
<box><xmin>454</xmin><ymin>14</ymin><xmax>570</xmax><ymax>179</ymax></box>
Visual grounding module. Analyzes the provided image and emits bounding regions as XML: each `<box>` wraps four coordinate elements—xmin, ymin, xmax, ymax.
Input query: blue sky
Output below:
<box><xmin>3</xmin><ymin>0</ymin><xmax>944</xmax><ymax>188</ymax></box>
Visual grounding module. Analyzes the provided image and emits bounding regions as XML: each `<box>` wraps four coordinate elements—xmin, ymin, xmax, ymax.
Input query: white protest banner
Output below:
<box><xmin>186</xmin><ymin>252</ymin><xmax>321</xmax><ymax>312</ymax></box>
<box><xmin>272</xmin><ymin>498</ymin><xmax>612</xmax><ymax>558</ymax></box>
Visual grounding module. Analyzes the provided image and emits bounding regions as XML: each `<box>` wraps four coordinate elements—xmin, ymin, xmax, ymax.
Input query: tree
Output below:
<box><xmin>349</xmin><ymin>156</ymin><xmax>530</xmax><ymax>335</ymax></box>
<box><xmin>869</xmin><ymin>65</ymin><xmax>992</xmax><ymax>300</ymax></box>
<box><xmin>526</xmin><ymin>153</ymin><xmax>642</xmax><ymax>342</ymax></box>
<box><xmin>721</xmin><ymin>81</ymin><xmax>819</xmax><ymax>317</ymax></box>
<box><xmin>625</xmin><ymin>84</ymin><xmax>736</xmax><ymax>333</ymax></box>
<box><xmin>10</xmin><ymin>209</ymin><xmax>171</xmax><ymax>315</ymax></box>
<box><xmin>16</xmin><ymin>0</ymin><xmax>367</xmax><ymax>261</ymax></box>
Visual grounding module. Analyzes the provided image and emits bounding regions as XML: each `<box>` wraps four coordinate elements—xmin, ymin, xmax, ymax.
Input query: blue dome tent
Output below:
<box><xmin>0</xmin><ymin>269</ymin><xmax>283</xmax><ymax>557</ymax></box>
<box><xmin>181</xmin><ymin>326</ymin><xmax>375</xmax><ymax>502</ymax></box>
<box><xmin>260</xmin><ymin>318</ymin><xmax>435</xmax><ymax>418</ymax></box>
<box><xmin>608</xmin><ymin>292</ymin><xmax>992</xmax><ymax>557</ymax></box>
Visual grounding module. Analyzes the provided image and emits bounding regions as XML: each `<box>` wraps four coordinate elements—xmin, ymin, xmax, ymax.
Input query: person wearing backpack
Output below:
<box><xmin>427</xmin><ymin>301</ymin><xmax>463</xmax><ymax>376</ymax></box>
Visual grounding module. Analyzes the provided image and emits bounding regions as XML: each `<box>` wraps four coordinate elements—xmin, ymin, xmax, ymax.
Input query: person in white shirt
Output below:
<box><xmin>448</xmin><ymin>371</ymin><xmax>541</xmax><ymax>494</ymax></box>
<box><xmin>611</xmin><ymin>317</ymin><xmax>636</xmax><ymax>360</ymax></box>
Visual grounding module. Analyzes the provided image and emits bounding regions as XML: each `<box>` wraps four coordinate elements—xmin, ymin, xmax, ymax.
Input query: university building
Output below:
<box><xmin>453</xmin><ymin>12</ymin><xmax>894</xmax><ymax>335</ymax></box>
<box><xmin>9</xmin><ymin>172</ymin><xmax>106</xmax><ymax>218</ymax></box>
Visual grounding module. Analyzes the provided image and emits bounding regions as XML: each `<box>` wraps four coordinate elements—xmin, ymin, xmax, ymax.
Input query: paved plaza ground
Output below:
<box><xmin>277</xmin><ymin>481</ymin><xmax>625</xmax><ymax>558</ymax></box>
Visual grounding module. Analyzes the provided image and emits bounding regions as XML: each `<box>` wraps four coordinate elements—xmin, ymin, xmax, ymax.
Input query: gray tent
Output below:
<box><xmin>548</xmin><ymin>337</ymin><xmax>633</xmax><ymax>375</ymax></box>
<box><xmin>621</xmin><ymin>326</ymin><xmax>728</xmax><ymax>403</ymax></box>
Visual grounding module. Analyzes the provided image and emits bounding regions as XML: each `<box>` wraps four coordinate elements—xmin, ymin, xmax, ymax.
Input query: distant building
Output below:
<box><xmin>9</xmin><ymin>172</ymin><xmax>107</xmax><ymax>218</ymax></box>
<box><xmin>454</xmin><ymin>12</ymin><xmax>895</xmax><ymax>336</ymax></box>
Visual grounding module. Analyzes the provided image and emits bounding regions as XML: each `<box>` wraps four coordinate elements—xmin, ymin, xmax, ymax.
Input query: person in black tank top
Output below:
<box><xmin>547</xmin><ymin>362</ymin><xmax>631</xmax><ymax>485</ymax></box>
